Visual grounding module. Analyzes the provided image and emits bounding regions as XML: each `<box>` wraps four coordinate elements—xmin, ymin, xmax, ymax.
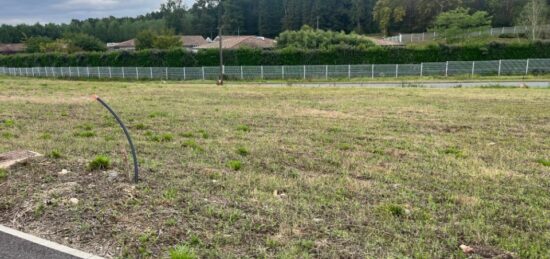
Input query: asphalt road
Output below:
<box><xmin>0</xmin><ymin>231</ymin><xmax>79</xmax><ymax>259</ymax></box>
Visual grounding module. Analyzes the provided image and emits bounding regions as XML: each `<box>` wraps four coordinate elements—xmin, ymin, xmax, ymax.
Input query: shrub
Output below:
<box><xmin>88</xmin><ymin>155</ymin><xmax>111</xmax><ymax>171</ymax></box>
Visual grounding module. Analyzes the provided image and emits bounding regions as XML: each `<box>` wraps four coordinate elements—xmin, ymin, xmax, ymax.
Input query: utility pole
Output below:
<box><xmin>218</xmin><ymin>0</ymin><xmax>224</xmax><ymax>86</ymax></box>
<box><xmin>316</xmin><ymin>16</ymin><xmax>320</xmax><ymax>30</ymax></box>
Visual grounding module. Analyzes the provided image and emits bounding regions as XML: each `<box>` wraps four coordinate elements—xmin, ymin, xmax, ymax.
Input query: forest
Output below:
<box><xmin>0</xmin><ymin>0</ymin><xmax>548</xmax><ymax>44</ymax></box>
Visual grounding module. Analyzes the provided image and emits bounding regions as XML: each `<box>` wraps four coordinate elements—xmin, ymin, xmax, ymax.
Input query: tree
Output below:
<box><xmin>518</xmin><ymin>0</ymin><xmax>549</xmax><ymax>40</ymax></box>
<box><xmin>153</xmin><ymin>35</ymin><xmax>182</xmax><ymax>49</ymax></box>
<box><xmin>136</xmin><ymin>30</ymin><xmax>156</xmax><ymax>50</ymax></box>
<box><xmin>64</xmin><ymin>33</ymin><xmax>106</xmax><ymax>52</ymax></box>
<box><xmin>24</xmin><ymin>36</ymin><xmax>53</xmax><ymax>53</ymax></box>
<box><xmin>276</xmin><ymin>25</ymin><xmax>374</xmax><ymax>49</ymax></box>
<box><xmin>431</xmin><ymin>8</ymin><xmax>492</xmax><ymax>42</ymax></box>
<box><xmin>373</xmin><ymin>0</ymin><xmax>407</xmax><ymax>36</ymax></box>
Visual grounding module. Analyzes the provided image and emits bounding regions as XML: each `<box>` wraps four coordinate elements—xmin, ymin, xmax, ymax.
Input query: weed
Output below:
<box><xmin>163</xmin><ymin>188</ymin><xmax>178</xmax><ymax>200</ymax></box>
<box><xmin>382</xmin><ymin>204</ymin><xmax>406</xmax><ymax>217</ymax></box>
<box><xmin>2</xmin><ymin>119</ymin><xmax>14</xmax><ymax>127</ymax></box>
<box><xmin>88</xmin><ymin>155</ymin><xmax>111</xmax><ymax>171</ymax></box>
<box><xmin>236</xmin><ymin>146</ymin><xmax>249</xmax><ymax>156</ymax></box>
<box><xmin>227</xmin><ymin>160</ymin><xmax>242</xmax><ymax>171</ymax></box>
<box><xmin>1</xmin><ymin>132</ymin><xmax>15</xmax><ymax>139</ymax></box>
<box><xmin>75</xmin><ymin>130</ymin><xmax>96</xmax><ymax>138</ymax></box>
<box><xmin>39</xmin><ymin>133</ymin><xmax>52</xmax><ymax>140</ymax></box>
<box><xmin>198</xmin><ymin>129</ymin><xmax>209</xmax><ymax>139</ymax></box>
<box><xmin>0</xmin><ymin>169</ymin><xmax>7</xmax><ymax>181</ymax></box>
<box><xmin>160</xmin><ymin>133</ymin><xmax>174</xmax><ymax>142</ymax></box>
<box><xmin>169</xmin><ymin>245</ymin><xmax>197</xmax><ymax>259</ymax></box>
<box><xmin>165</xmin><ymin>218</ymin><xmax>177</xmax><ymax>227</ymax></box>
<box><xmin>338</xmin><ymin>143</ymin><xmax>352</xmax><ymax>151</ymax></box>
<box><xmin>180</xmin><ymin>132</ymin><xmax>194</xmax><ymax>138</ymax></box>
<box><xmin>34</xmin><ymin>203</ymin><xmax>45</xmax><ymax>217</ymax></box>
<box><xmin>149</xmin><ymin>111</ymin><xmax>169</xmax><ymax>118</ymax></box>
<box><xmin>135</xmin><ymin>123</ymin><xmax>148</xmax><ymax>130</ymax></box>
<box><xmin>48</xmin><ymin>150</ymin><xmax>62</xmax><ymax>159</ymax></box>
<box><xmin>182</xmin><ymin>140</ymin><xmax>202</xmax><ymax>151</ymax></box>
<box><xmin>236</xmin><ymin>125</ymin><xmax>250</xmax><ymax>132</ymax></box>
<box><xmin>537</xmin><ymin>159</ymin><xmax>550</xmax><ymax>167</ymax></box>
<box><xmin>443</xmin><ymin>147</ymin><xmax>465</xmax><ymax>158</ymax></box>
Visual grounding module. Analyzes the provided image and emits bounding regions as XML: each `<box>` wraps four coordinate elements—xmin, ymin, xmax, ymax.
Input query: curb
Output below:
<box><xmin>0</xmin><ymin>225</ymin><xmax>104</xmax><ymax>259</ymax></box>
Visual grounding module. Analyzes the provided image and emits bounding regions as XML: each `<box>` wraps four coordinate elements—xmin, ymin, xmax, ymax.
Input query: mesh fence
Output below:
<box><xmin>384</xmin><ymin>25</ymin><xmax>550</xmax><ymax>43</ymax></box>
<box><xmin>1</xmin><ymin>59</ymin><xmax>549</xmax><ymax>81</ymax></box>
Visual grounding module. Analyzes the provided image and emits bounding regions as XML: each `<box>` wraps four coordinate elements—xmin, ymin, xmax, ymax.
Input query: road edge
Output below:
<box><xmin>0</xmin><ymin>225</ymin><xmax>104</xmax><ymax>259</ymax></box>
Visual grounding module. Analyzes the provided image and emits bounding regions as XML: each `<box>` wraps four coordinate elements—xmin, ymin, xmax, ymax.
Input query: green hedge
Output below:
<box><xmin>1</xmin><ymin>42</ymin><xmax>550</xmax><ymax>67</ymax></box>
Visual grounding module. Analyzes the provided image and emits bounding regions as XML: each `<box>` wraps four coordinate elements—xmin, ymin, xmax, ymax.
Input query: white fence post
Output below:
<box><xmin>498</xmin><ymin>60</ymin><xmax>502</xmax><ymax>76</ymax></box>
<box><xmin>150</xmin><ymin>67</ymin><xmax>153</xmax><ymax>79</ymax></box>
<box><xmin>525</xmin><ymin>59</ymin><xmax>530</xmax><ymax>75</ymax></box>
<box><xmin>76</xmin><ymin>67</ymin><xmax>80</xmax><ymax>77</ymax></box>
<box><xmin>303</xmin><ymin>65</ymin><xmax>306</xmax><ymax>80</ymax></box>
<box><xmin>395</xmin><ymin>64</ymin><xmax>399</xmax><ymax>78</ymax></box>
<box><xmin>165</xmin><ymin>67</ymin><xmax>168</xmax><ymax>80</ymax></box>
<box><xmin>109</xmin><ymin>66</ymin><xmax>112</xmax><ymax>78</ymax></box>
<box><xmin>98</xmin><ymin>67</ymin><xmax>101</xmax><ymax>79</ymax></box>
<box><xmin>60</xmin><ymin>67</ymin><xmax>64</xmax><ymax>77</ymax></box>
<box><xmin>87</xmin><ymin>67</ymin><xmax>90</xmax><ymax>78</ymax></box>
<box><xmin>202</xmin><ymin>67</ymin><xmax>205</xmax><ymax>80</ymax></box>
<box><xmin>240</xmin><ymin>66</ymin><xmax>244</xmax><ymax>80</ymax></box>
<box><xmin>52</xmin><ymin>67</ymin><xmax>56</xmax><ymax>77</ymax></box>
<box><xmin>261</xmin><ymin>65</ymin><xmax>264</xmax><ymax>80</ymax></box>
<box><xmin>420</xmin><ymin>63</ymin><xmax>423</xmax><ymax>77</ymax></box>
<box><xmin>325</xmin><ymin>65</ymin><xmax>328</xmax><ymax>80</ymax></box>
<box><xmin>122</xmin><ymin>67</ymin><xmax>125</xmax><ymax>79</ymax></box>
<box><xmin>371</xmin><ymin>64</ymin><xmax>374</xmax><ymax>78</ymax></box>
<box><xmin>282</xmin><ymin>66</ymin><xmax>285</xmax><ymax>80</ymax></box>
<box><xmin>183</xmin><ymin>67</ymin><xmax>186</xmax><ymax>80</ymax></box>
<box><xmin>32</xmin><ymin>67</ymin><xmax>35</xmax><ymax>77</ymax></box>
<box><xmin>445</xmin><ymin>61</ymin><xmax>449</xmax><ymax>77</ymax></box>
<box><xmin>348</xmin><ymin>64</ymin><xmax>351</xmax><ymax>79</ymax></box>
<box><xmin>136</xmin><ymin>67</ymin><xmax>139</xmax><ymax>80</ymax></box>
<box><xmin>68</xmin><ymin>67</ymin><xmax>71</xmax><ymax>77</ymax></box>
<box><xmin>471</xmin><ymin>61</ymin><xmax>476</xmax><ymax>77</ymax></box>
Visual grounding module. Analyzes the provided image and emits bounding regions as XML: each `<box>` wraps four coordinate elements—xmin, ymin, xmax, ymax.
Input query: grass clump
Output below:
<box><xmin>236</xmin><ymin>146</ymin><xmax>249</xmax><ymax>156</ymax></box>
<box><xmin>537</xmin><ymin>159</ymin><xmax>550</xmax><ymax>167</ymax></box>
<box><xmin>75</xmin><ymin>130</ymin><xmax>96</xmax><ymax>138</ymax></box>
<box><xmin>48</xmin><ymin>150</ymin><xmax>62</xmax><ymax>159</ymax></box>
<box><xmin>163</xmin><ymin>188</ymin><xmax>178</xmax><ymax>200</ymax></box>
<box><xmin>0</xmin><ymin>169</ymin><xmax>7</xmax><ymax>181</ymax></box>
<box><xmin>443</xmin><ymin>147</ymin><xmax>465</xmax><ymax>158</ymax></box>
<box><xmin>88</xmin><ymin>155</ymin><xmax>111</xmax><ymax>171</ymax></box>
<box><xmin>135</xmin><ymin>123</ymin><xmax>148</xmax><ymax>130</ymax></box>
<box><xmin>198</xmin><ymin>129</ymin><xmax>209</xmax><ymax>139</ymax></box>
<box><xmin>182</xmin><ymin>140</ymin><xmax>203</xmax><ymax>151</ymax></box>
<box><xmin>2</xmin><ymin>119</ymin><xmax>14</xmax><ymax>127</ymax></box>
<box><xmin>180</xmin><ymin>132</ymin><xmax>194</xmax><ymax>138</ymax></box>
<box><xmin>236</xmin><ymin>125</ymin><xmax>250</xmax><ymax>132</ymax></box>
<box><xmin>227</xmin><ymin>160</ymin><xmax>242</xmax><ymax>171</ymax></box>
<box><xmin>169</xmin><ymin>245</ymin><xmax>197</xmax><ymax>259</ymax></box>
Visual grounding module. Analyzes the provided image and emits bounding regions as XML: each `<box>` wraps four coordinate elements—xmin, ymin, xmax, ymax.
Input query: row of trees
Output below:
<box><xmin>1</xmin><ymin>0</ymin><xmax>548</xmax><ymax>44</ymax></box>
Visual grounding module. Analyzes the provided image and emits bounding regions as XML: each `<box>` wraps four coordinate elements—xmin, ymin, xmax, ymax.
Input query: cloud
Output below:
<box><xmin>0</xmin><ymin>0</ymin><xmax>197</xmax><ymax>25</ymax></box>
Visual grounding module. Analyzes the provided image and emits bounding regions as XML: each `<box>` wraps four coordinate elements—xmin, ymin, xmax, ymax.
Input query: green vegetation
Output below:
<box><xmin>0</xmin><ymin>169</ymin><xmax>7</xmax><ymax>180</ymax></box>
<box><xmin>431</xmin><ymin>8</ymin><xmax>492</xmax><ymax>43</ymax></box>
<box><xmin>0</xmin><ymin>77</ymin><xmax>548</xmax><ymax>258</ymax></box>
<box><xmin>3</xmin><ymin>41</ymin><xmax>550</xmax><ymax>67</ymax></box>
<box><xmin>170</xmin><ymin>245</ymin><xmax>197</xmax><ymax>259</ymax></box>
<box><xmin>277</xmin><ymin>26</ymin><xmax>374</xmax><ymax>49</ymax></box>
<box><xmin>88</xmin><ymin>155</ymin><xmax>111</xmax><ymax>171</ymax></box>
<box><xmin>136</xmin><ymin>30</ymin><xmax>182</xmax><ymax>51</ymax></box>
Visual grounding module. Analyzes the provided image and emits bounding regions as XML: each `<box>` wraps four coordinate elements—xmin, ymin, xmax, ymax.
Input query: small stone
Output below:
<box><xmin>107</xmin><ymin>170</ymin><xmax>119</xmax><ymax>181</ymax></box>
<box><xmin>404</xmin><ymin>209</ymin><xmax>411</xmax><ymax>215</ymax></box>
<box><xmin>313</xmin><ymin>218</ymin><xmax>324</xmax><ymax>223</ymax></box>
<box><xmin>212</xmin><ymin>180</ymin><xmax>218</xmax><ymax>183</ymax></box>
<box><xmin>487</xmin><ymin>142</ymin><xmax>496</xmax><ymax>146</ymax></box>
<box><xmin>58</xmin><ymin>169</ymin><xmax>70</xmax><ymax>176</ymax></box>
<box><xmin>460</xmin><ymin>244</ymin><xmax>474</xmax><ymax>254</ymax></box>
<box><xmin>69</xmin><ymin>198</ymin><xmax>79</xmax><ymax>205</ymax></box>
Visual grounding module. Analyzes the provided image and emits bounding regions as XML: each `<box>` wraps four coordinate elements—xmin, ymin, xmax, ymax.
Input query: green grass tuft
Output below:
<box><xmin>236</xmin><ymin>146</ymin><xmax>249</xmax><ymax>156</ymax></box>
<box><xmin>88</xmin><ymin>155</ymin><xmax>111</xmax><ymax>171</ymax></box>
<box><xmin>236</xmin><ymin>125</ymin><xmax>250</xmax><ymax>132</ymax></box>
<box><xmin>0</xmin><ymin>169</ymin><xmax>7</xmax><ymax>181</ymax></box>
<box><xmin>227</xmin><ymin>160</ymin><xmax>242</xmax><ymax>171</ymax></box>
<box><xmin>169</xmin><ymin>245</ymin><xmax>197</xmax><ymax>259</ymax></box>
<box><xmin>48</xmin><ymin>150</ymin><xmax>62</xmax><ymax>159</ymax></box>
<box><xmin>537</xmin><ymin>159</ymin><xmax>550</xmax><ymax>167</ymax></box>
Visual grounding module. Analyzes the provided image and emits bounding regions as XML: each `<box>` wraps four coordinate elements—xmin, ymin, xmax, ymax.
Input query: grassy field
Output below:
<box><xmin>0</xmin><ymin>77</ymin><xmax>549</xmax><ymax>258</ymax></box>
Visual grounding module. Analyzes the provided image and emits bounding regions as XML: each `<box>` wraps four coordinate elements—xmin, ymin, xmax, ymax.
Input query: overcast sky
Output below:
<box><xmin>0</xmin><ymin>0</ymin><xmax>196</xmax><ymax>25</ymax></box>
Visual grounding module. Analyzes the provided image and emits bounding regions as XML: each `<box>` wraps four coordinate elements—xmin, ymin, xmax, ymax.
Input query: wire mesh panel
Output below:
<box><xmin>398</xmin><ymin>64</ymin><xmax>421</xmax><ymax>77</ymax></box>
<box><xmin>423</xmin><ymin>62</ymin><xmax>446</xmax><ymax>76</ymax></box>
<box><xmin>223</xmin><ymin>66</ymin><xmax>242</xmax><ymax>80</ymax></box>
<box><xmin>284</xmin><ymin>65</ymin><xmax>306</xmax><ymax>79</ymax></box>
<box><xmin>474</xmin><ymin>60</ymin><xmax>499</xmax><ymax>75</ymax></box>
<box><xmin>448</xmin><ymin>61</ymin><xmax>473</xmax><ymax>76</ymax></box>
<box><xmin>529</xmin><ymin>59</ymin><xmax>550</xmax><ymax>75</ymax></box>
<box><xmin>203</xmin><ymin>67</ymin><xmax>219</xmax><ymax>80</ymax></box>
<box><xmin>328</xmin><ymin>65</ymin><xmax>350</xmax><ymax>78</ymax></box>
<box><xmin>351</xmin><ymin>64</ymin><xmax>372</xmax><ymax>78</ymax></box>
<box><xmin>184</xmin><ymin>67</ymin><xmax>204</xmax><ymax>80</ymax></box>
<box><xmin>263</xmin><ymin>66</ymin><xmax>283</xmax><ymax>80</ymax></box>
<box><xmin>501</xmin><ymin>60</ymin><xmax>528</xmax><ymax>75</ymax></box>
<box><xmin>306</xmin><ymin>65</ymin><xmax>326</xmax><ymax>79</ymax></box>
<box><xmin>373</xmin><ymin>64</ymin><xmax>398</xmax><ymax>78</ymax></box>
<box><xmin>240</xmin><ymin>66</ymin><xmax>261</xmax><ymax>80</ymax></box>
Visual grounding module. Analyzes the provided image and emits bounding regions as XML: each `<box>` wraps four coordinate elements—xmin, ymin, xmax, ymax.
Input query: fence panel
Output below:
<box><xmin>0</xmin><ymin>58</ymin><xmax>548</xmax><ymax>81</ymax></box>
